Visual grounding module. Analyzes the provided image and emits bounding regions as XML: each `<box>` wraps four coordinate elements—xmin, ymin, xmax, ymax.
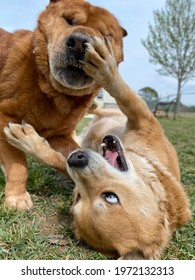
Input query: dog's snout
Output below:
<box><xmin>66</xmin><ymin>33</ymin><xmax>89</xmax><ymax>59</ymax></box>
<box><xmin>68</xmin><ymin>151</ymin><xmax>89</xmax><ymax>168</ymax></box>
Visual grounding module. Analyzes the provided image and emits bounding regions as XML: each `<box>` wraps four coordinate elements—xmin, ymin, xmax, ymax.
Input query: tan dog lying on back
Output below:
<box><xmin>4</xmin><ymin>37</ymin><xmax>191</xmax><ymax>259</ymax></box>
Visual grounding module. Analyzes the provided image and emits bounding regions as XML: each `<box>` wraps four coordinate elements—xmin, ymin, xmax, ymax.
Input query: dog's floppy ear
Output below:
<box><xmin>119</xmin><ymin>249</ymin><xmax>146</xmax><ymax>260</ymax></box>
<box><xmin>121</xmin><ymin>26</ymin><xmax>128</xmax><ymax>37</ymax></box>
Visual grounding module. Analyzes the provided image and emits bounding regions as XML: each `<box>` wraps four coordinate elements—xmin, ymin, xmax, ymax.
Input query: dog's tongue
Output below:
<box><xmin>104</xmin><ymin>150</ymin><xmax>119</xmax><ymax>169</ymax></box>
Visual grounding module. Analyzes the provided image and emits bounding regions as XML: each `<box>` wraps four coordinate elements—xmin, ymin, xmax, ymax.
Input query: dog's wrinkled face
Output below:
<box><xmin>36</xmin><ymin>0</ymin><xmax>126</xmax><ymax>92</ymax></box>
<box><xmin>67</xmin><ymin>135</ymin><xmax>169</xmax><ymax>259</ymax></box>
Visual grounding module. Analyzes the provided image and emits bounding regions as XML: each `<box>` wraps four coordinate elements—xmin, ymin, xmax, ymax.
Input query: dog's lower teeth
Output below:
<box><xmin>74</xmin><ymin>64</ymin><xmax>83</xmax><ymax>69</ymax></box>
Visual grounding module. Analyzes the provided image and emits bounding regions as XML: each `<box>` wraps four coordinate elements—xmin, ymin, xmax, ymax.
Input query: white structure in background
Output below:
<box><xmin>96</xmin><ymin>88</ymin><xmax>118</xmax><ymax>108</ymax></box>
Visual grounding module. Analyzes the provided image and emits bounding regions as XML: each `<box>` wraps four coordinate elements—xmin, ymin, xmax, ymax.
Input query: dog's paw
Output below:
<box><xmin>81</xmin><ymin>36</ymin><xmax>118</xmax><ymax>89</ymax></box>
<box><xmin>5</xmin><ymin>191</ymin><xmax>33</xmax><ymax>210</ymax></box>
<box><xmin>4</xmin><ymin>122</ymin><xmax>49</xmax><ymax>156</ymax></box>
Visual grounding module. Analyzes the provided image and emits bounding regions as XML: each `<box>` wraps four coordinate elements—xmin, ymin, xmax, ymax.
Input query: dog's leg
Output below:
<box><xmin>48</xmin><ymin>135</ymin><xmax>79</xmax><ymax>159</ymax></box>
<box><xmin>82</xmin><ymin>37</ymin><xmax>157</xmax><ymax>130</ymax></box>
<box><xmin>0</xmin><ymin>140</ymin><xmax>32</xmax><ymax>210</ymax></box>
<box><xmin>4</xmin><ymin>122</ymin><xmax>67</xmax><ymax>175</ymax></box>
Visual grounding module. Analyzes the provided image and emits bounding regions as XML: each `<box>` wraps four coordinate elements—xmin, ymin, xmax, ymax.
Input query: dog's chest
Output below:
<box><xmin>31</xmin><ymin>94</ymin><xmax>91</xmax><ymax>138</ymax></box>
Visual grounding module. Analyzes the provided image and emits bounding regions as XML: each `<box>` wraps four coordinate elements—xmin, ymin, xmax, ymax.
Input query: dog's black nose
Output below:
<box><xmin>66</xmin><ymin>33</ymin><xmax>89</xmax><ymax>60</ymax></box>
<box><xmin>67</xmin><ymin>151</ymin><xmax>89</xmax><ymax>168</ymax></box>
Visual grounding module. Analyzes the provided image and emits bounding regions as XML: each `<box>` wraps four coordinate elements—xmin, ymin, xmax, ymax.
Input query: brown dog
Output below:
<box><xmin>4</xmin><ymin>37</ymin><xmax>191</xmax><ymax>259</ymax></box>
<box><xmin>0</xmin><ymin>0</ymin><xmax>126</xmax><ymax>209</ymax></box>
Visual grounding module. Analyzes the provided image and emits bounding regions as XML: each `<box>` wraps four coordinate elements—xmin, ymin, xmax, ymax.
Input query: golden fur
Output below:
<box><xmin>4</xmin><ymin>36</ymin><xmax>191</xmax><ymax>259</ymax></box>
<box><xmin>0</xmin><ymin>0</ymin><xmax>126</xmax><ymax>209</ymax></box>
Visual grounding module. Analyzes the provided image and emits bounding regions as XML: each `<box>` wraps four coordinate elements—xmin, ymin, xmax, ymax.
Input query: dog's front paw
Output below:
<box><xmin>4</xmin><ymin>122</ymin><xmax>48</xmax><ymax>156</ymax></box>
<box><xmin>5</xmin><ymin>191</ymin><xmax>33</xmax><ymax>210</ymax></box>
<box><xmin>81</xmin><ymin>36</ymin><xmax>118</xmax><ymax>90</ymax></box>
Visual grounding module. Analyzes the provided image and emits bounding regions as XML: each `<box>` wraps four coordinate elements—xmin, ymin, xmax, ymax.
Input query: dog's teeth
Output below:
<box><xmin>100</xmin><ymin>143</ymin><xmax>106</xmax><ymax>147</ymax></box>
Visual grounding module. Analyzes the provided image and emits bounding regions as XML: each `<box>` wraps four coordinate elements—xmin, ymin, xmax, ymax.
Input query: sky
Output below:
<box><xmin>0</xmin><ymin>0</ymin><xmax>194</xmax><ymax>105</ymax></box>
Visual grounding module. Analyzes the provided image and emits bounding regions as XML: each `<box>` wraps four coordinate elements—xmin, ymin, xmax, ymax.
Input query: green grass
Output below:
<box><xmin>158</xmin><ymin>117</ymin><xmax>195</xmax><ymax>260</ymax></box>
<box><xmin>0</xmin><ymin>116</ymin><xmax>194</xmax><ymax>260</ymax></box>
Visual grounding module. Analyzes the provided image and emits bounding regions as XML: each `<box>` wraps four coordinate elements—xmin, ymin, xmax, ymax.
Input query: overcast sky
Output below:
<box><xmin>0</xmin><ymin>0</ymin><xmax>194</xmax><ymax>105</ymax></box>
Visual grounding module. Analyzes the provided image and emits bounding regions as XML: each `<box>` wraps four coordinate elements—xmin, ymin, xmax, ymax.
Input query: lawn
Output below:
<box><xmin>0</xmin><ymin>115</ymin><xmax>194</xmax><ymax>260</ymax></box>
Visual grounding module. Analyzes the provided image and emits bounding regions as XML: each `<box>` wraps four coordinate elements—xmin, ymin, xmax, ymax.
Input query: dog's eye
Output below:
<box><xmin>102</xmin><ymin>192</ymin><xmax>120</xmax><ymax>204</ymax></box>
<box><xmin>76</xmin><ymin>193</ymin><xmax>81</xmax><ymax>203</ymax></box>
<box><xmin>66</xmin><ymin>18</ymin><xmax>74</xmax><ymax>25</ymax></box>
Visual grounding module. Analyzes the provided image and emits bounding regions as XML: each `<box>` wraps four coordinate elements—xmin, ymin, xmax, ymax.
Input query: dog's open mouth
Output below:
<box><xmin>54</xmin><ymin>61</ymin><xmax>93</xmax><ymax>88</ymax></box>
<box><xmin>59</xmin><ymin>64</ymin><xmax>86</xmax><ymax>78</ymax></box>
<box><xmin>67</xmin><ymin>64</ymin><xmax>84</xmax><ymax>73</ymax></box>
<box><xmin>101</xmin><ymin>135</ymin><xmax>128</xmax><ymax>171</ymax></box>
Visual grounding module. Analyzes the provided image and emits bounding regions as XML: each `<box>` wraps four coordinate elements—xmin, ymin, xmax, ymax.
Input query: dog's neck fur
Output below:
<box><xmin>126</xmin><ymin>148</ymin><xmax>191</xmax><ymax>232</ymax></box>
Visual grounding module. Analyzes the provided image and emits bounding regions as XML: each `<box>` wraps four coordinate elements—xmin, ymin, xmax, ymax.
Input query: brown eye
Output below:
<box><xmin>66</xmin><ymin>18</ymin><xmax>74</xmax><ymax>25</ymax></box>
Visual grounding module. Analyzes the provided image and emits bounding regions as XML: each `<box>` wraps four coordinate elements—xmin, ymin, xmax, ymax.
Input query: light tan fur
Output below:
<box><xmin>4</xmin><ymin>36</ymin><xmax>191</xmax><ymax>259</ymax></box>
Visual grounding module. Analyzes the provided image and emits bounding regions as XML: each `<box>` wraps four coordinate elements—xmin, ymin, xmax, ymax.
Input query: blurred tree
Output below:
<box><xmin>138</xmin><ymin>87</ymin><xmax>158</xmax><ymax>111</ymax></box>
<box><xmin>142</xmin><ymin>0</ymin><xmax>195</xmax><ymax>119</ymax></box>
